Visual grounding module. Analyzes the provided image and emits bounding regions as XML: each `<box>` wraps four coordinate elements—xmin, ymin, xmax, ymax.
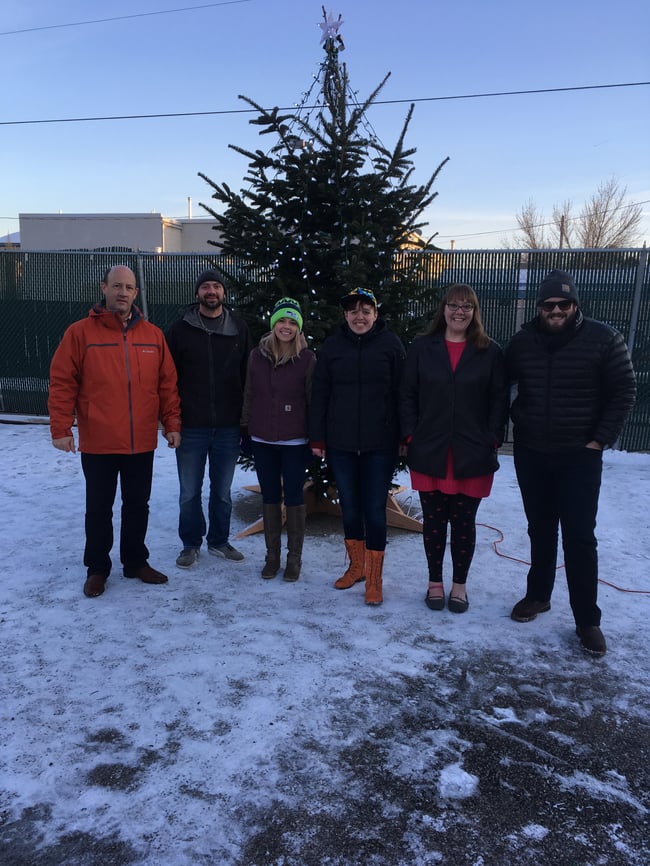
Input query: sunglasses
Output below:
<box><xmin>538</xmin><ymin>300</ymin><xmax>574</xmax><ymax>312</ymax></box>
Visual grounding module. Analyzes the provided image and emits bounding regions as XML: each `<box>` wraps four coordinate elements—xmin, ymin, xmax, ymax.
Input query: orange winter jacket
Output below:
<box><xmin>48</xmin><ymin>304</ymin><xmax>181</xmax><ymax>454</ymax></box>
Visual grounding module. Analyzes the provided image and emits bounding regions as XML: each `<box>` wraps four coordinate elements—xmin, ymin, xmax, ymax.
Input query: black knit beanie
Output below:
<box><xmin>536</xmin><ymin>270</ymin><xmax>579</xmax><ymax>305</ymax></box>
<box><xmin>194</xmin><ymin>268</ymin><xmax>227</xmax><ymax>294</ymax></box>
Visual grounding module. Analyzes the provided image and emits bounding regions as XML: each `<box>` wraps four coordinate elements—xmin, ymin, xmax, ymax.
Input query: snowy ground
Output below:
<box><xmin>1</xmin><ymin>422</ymin><xmax>649</xmax><ymax>866</ymax></box>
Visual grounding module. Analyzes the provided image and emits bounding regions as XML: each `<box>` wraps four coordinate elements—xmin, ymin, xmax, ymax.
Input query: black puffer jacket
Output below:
<box><xmin>310</xmin><ymin>319</ymin><xmax>405</xmax><ymax>453</ymax></box>
<box><xmin>400</xmin><ymin>334</ymin><xmax>508</xmax><ymax>479</ymax></box>
<box><xmin>165</xmin><ymin>305</ymin><xmax>251</xmax><ymax>428</ymax></box>
<box><xmin>506</xmin><ymin>314</ymin><xmax>636</xmax><ymax>451</ymax></box>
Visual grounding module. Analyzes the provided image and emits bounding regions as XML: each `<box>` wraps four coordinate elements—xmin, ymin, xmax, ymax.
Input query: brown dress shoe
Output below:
<box><xmin>84</xmin><ymin>573</ymin><xmax>107</xmax><ymax>598</ymax></box>
<box><xmin>576</xmin><ymin>626</ymin><xmax>607</xmax><ymax>657</ymax></box>
<box><xmin>123</xmin><ymin>564</ymin><xmax>168</xmax><ymax>584</ymax></box>
<box><xmin>510</xmin><ymin>597</ymin><xmax>551</xmax><ymax>622</ymax></box>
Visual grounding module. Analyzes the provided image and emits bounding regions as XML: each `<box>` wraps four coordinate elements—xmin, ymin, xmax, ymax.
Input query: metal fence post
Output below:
<box><xmin>514</xmin><ymin>251</ymin><xmax>528</xmax><ymax>332</ymax></box>
<box><xmin>626</xmin><ymin>246</ymin><xmax>647</xmax><ymax>358</ymax></box>
<box><xmin>136</xmin><ymin>254</ymin><xmax>149</xmax><ymax>320</ymax></box>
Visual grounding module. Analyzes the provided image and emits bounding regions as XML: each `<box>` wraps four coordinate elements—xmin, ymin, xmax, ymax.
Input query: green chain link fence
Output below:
<box><xmin>1</xmin><ymin>248</ymin><xmax>648</xmax><ymax>450</ymax></box>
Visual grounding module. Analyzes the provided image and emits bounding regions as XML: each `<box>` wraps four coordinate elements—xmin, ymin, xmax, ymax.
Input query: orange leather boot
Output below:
<box><xmin>364</xmin><ymin>549</ymin><xmax>385</xmax><ymax>605</ymax></box>
<box><xmin>334</xmin><ymin>539</ymin><xmax>365</xmax><ymax>589</ymax></box>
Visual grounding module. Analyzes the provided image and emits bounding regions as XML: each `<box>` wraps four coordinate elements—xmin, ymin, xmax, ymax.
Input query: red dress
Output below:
<box><xmin>409</xmin><ymin>340</ymin><xmax>494</xmax><ymax>499</ymax></box>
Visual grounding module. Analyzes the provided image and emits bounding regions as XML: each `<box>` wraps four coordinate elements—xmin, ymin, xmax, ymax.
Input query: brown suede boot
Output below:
<box><xmin>364</xmin><ymin>549</ymin><xmax>384</xmax><ymax>605</ymax></box>
<box><xmin>283</xmin><ymin>504</ymin><xmax>306</xmax><ymax>582</ymax></box>
<box><xmin>334</xmin><ymin>539</ymin><xmax>366</xmax><ymax>589</ymax></box>
<box><xmin>261</xmin><ymin>503</ymin><xmax>283</xmax><ymax>579</ymax></box>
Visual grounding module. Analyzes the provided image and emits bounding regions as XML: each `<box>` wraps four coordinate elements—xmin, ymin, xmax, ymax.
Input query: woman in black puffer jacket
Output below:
<box><xmin>310</xmin><ymin>288</ymin><xmax>405</xmax><ymax>606</ymax></box>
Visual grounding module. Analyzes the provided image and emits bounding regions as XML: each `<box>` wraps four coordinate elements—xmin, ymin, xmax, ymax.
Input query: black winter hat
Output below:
<box><xmin>536</xmin><ymin>269</ymin><xmax>579</xmax><ymax>305</ymax></box>
<box><xmin>194</xmin><ymin>268</ymin><xmax>228</xmax><ymax>294</ymax></box>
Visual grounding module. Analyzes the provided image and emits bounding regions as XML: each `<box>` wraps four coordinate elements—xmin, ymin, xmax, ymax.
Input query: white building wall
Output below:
<box><xmin>178</xmin><ymin>219</ymin><xmax>223</xmax><ymax>251</ymax></box>
<box><xmin>162</xmin><ymin>220</ymin><xmax>183</xmax><ymax>253</ymax></box>
<box><xmin>19</xmin><ymin>214</ymin><xmax>166</xmax><ymax>251</ymax></box>
<box><xmin>18</xmin><ymin>213</ymin><xmax>223</xmax><ymax>252</ymax></box>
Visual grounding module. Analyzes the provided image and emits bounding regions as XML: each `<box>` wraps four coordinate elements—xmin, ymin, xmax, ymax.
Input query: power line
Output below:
<box><xmin>381</xmin><ymin>80</ymin><xmax>650</xmax><ymax>105</ymax></box>
<box><xmin>1</xmin><ymin>81</ymin><xmax>648</xmax><ymax>127</ymax></box>
<box><xmin>0</xmin><ymin>1</ymin><xmax>253</xmax><ymax>37</ymax></box>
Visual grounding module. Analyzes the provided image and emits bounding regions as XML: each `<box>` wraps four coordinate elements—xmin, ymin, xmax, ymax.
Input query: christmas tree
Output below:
<box><xmin>198</xmin><ymin>7</ymin><xmax>449</xmax><ymax>347</ymax></box>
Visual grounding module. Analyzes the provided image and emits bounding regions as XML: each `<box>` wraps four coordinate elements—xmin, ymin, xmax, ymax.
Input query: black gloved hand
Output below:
<box><xmin>239</xmin><ymin>433</ymin><xmax>253</xmax><ymax>459</ymax></box>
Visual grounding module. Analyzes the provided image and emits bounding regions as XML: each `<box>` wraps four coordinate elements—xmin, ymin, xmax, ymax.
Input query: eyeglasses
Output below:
<box><xmin>538</xmin><ymin>300</ymin><xmax>574</xmax><ymax>312</ymax></box>
<box><xmin>446</xmin><ymin>302</ymin><xmax>474</xmax><ymax>313</ymax></box>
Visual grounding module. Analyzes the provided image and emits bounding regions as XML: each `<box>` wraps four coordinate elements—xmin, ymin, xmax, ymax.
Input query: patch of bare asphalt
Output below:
<box><xmin>0</xmin><ymin>804</ymin><xmax>140</xmax><ymax>866</ymax></box>
<box><xmin>233</xmin><ymin>652</ymin><xmax>649</xmax><ymax>866</ymax></box>
<box><xmin>1</xmin><ymin>651</ymin><xmax>648</xmax><ymax>865</ymax></box>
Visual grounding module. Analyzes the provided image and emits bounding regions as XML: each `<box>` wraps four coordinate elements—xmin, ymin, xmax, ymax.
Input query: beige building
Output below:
<box><xmin>18</xmin><ymin>213</ymin><xmax>222</xmax><ymax>252</ymax></box>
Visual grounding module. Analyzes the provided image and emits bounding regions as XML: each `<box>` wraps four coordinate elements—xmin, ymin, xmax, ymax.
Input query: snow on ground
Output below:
<box><xmin>1</xmin><ymin>423</ymin><xmax>649</xmax><ymax>866</ymax></box>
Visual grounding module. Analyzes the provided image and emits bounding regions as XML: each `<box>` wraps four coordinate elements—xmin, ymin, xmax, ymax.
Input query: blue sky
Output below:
<box><xmin>1</xmin><ymin>0</ymin><xmax>648</xmax><ymax>249</ymax></box>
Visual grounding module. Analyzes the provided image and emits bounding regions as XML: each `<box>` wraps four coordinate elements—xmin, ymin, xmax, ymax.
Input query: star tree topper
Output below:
<box><xmin>319</xmin><ymin>7</ymin><xmax>345</xmax><ymax>51</ymax></box>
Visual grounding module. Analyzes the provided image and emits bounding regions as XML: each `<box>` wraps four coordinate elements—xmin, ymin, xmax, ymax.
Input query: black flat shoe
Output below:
<box><xmin>425</xmin><ymin>592</ymin><xmax>445</xmax><ymax>611</ymax></box>
<box><xmin>448</xmin><ymin>594</ymin><xmax>469</xmax><ymax>613</ymax></box>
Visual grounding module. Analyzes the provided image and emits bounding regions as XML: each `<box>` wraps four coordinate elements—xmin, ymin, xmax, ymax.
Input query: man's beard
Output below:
<box><xmin>200</xmin><ymin>297</ymin><xmax>222</xmax><ymax>312</ymax></box>
<box><xmin>540</xmin><ymin>312</ymin><xmax>574</xmax><ymax>333</ymax></box>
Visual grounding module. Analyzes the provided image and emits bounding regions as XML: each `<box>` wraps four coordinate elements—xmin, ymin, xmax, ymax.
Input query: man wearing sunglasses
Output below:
<box><xmin>505</xmin><ymin>269</ymin><xmax>636</xmax><ymax>657</ymax></box>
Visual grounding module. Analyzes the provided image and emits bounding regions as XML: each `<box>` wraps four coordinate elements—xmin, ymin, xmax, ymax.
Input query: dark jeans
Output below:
<box><xmin>514</xmin><ymin>444</ymin><xmax>603</xmax><ymax>627</ymax></box>
<box><xmin>81</xmin><ymin>451</ymin><xmax>154</xmax><ymax>577</ymax></box>
<box><xmin>175</xmin><ymin>426</ymin><xmax>240</xmax><ymax>549</ymax></box>
<box><xmin>252</xmin><ymin>442</ymin><xmax>310</xmax><ymax>507</ymax></box>
<box><xmin>327</xmin><ymin>448</ymin><xmax>396</xmax><ymax>551</ymax></box>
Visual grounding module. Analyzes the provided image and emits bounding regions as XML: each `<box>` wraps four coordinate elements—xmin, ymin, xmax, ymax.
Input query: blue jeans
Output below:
<box><xmin>514</xmin><ymin>444</ymin><xmax>603</xmax><ymax>627</ymax></box>
<box><xmin>251</xmin><ymin>442</ymin><xmax>310</xmax><ymax>506</ymax></box>
<box><xmin>327</xmin><ymin>448</ymin><xmax>396</xmax><ymax>551</ymax></box>
<box><xmin>175</xmin><ymin>426</ymin><xmax>240</xmax><ymax>549</ymax></box>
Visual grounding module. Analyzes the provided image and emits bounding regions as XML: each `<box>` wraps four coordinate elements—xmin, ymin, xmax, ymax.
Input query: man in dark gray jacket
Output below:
<box><xmin>166</xmin><ymin>268</ymin><xmax>251</xmax><ymax>569</ymax></box>
<box><xmin>506</xmin><ymin>269</ymin><xmax>636</xmax><ymax>657</ymax></box>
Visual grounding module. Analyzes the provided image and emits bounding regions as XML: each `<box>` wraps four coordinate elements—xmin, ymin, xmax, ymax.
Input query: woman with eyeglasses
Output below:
<box><xmin>400</xmin><ymin>284</ymin><xmax>509</xmax><ymax>613</ymax></box>
<box><xmin>310</xmin><ymin>288</ymin><xmax>405</xmax><ymax>606</ymax></box>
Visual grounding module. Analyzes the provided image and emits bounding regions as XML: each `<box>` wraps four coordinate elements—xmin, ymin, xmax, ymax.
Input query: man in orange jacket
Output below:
<box><xmin>48</xmin><ymin>265</ymin><xmax>182</xmax><ymax>598</ymax></box>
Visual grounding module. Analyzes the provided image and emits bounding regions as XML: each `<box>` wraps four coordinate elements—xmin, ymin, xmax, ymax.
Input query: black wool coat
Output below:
<box><xmin>400</xmin><ymin>333</ymin><xmax>509</xmax><ymax>479</ymax></box>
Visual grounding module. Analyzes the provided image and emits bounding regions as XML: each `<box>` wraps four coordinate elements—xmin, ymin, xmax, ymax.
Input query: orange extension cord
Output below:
<box><xmin>478</xmin><ymin>522</ymin><xmax>650</xmax><ymax>595</ymax></box>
